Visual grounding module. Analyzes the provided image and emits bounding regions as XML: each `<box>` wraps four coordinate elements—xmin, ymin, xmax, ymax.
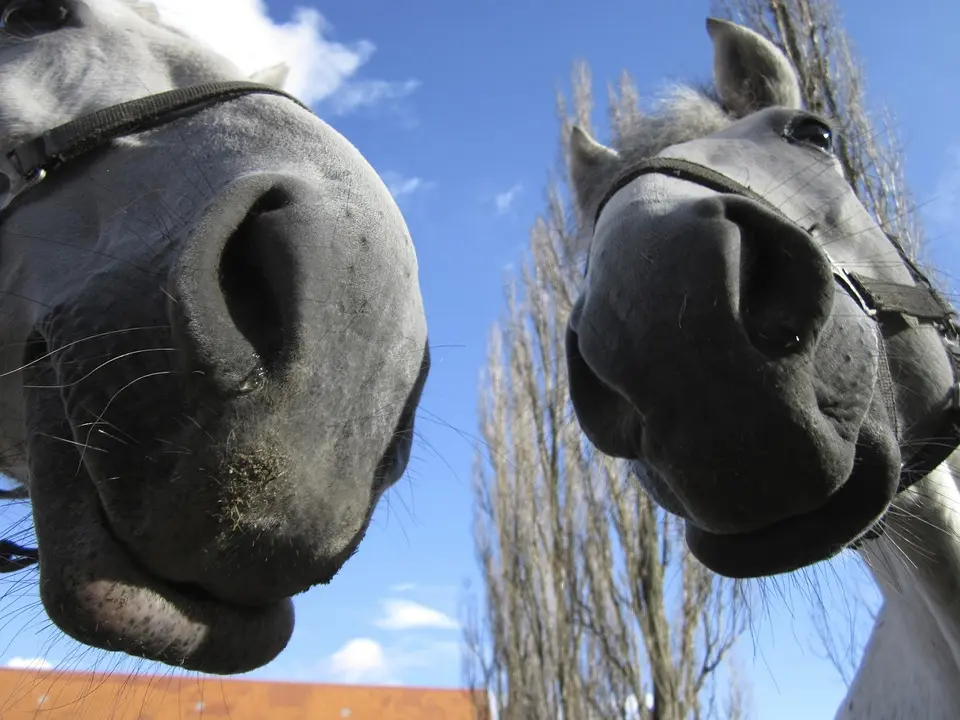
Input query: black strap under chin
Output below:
<box><xmin>597</xmin><ymin>156</ymin><xmax>960</xmax><ymax>502</ymax></box>
<box><xmin>4</xmin><ymin>80</ymin><xmax>311</xmax><ymax>200</ymax></box>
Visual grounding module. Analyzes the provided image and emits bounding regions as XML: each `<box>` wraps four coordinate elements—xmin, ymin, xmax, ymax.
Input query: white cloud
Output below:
<box><xmin>381</xmin><ymin>172</ymin><xmax>432</xmax><ymax>201</ymax></box>
<box><xmin>375</xmin><ymin>599</ymin><xmax>459</xmax><ymax>631</ymax></box>
<box><xmin>150</xmin><ymin>0</ymin><xmax>418</xmax><ymax>111</ymax></box>
<box><xmin>327</xmin><ymin>638</ymin><xmax>394</xmax><ymax>684</ymax></box>
<box><xmin>494</xmin><ymin>183</ymin><xmax>523</xmax><ymax>215</ymax></box>
<box><xmin>6</xmin><ymin>657</ymin><xmax>52</xmax><ymax>671</ymax></box>
<box><xmin>329</xmin><ymin>79</ymin><xmax>422</xmax><ymax>115</ymax></box>
<box><xmin>389</xmin><ymin>582</ymin><xmax>418</xmax><ymax>593</ymax></box>
<box><xmin>323</xmin><ymin>637</ymin><xmax>459</xmax><ymax>685</ymax></box>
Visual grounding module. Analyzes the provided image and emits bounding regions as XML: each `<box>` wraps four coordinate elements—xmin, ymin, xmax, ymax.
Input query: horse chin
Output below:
<box><xmin>681</xmin><ymin>417</ymin><xmax>901</xmax><ymax>579</ymax></box>
<box><xmin>23</xmin><ymin>377</ymin><xmax>303</xmax><ymax>675</ymax></box>
<box><xmin>29</xmin><ymin>438</ymin><xmax>301</xmax><ymax>674</ymax></box>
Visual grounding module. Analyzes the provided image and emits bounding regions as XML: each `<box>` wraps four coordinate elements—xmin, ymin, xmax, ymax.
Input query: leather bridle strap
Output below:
<box><xmin>0</xmin><ymin>80</ymin><xmax>314</xmax><ymax>573</ymax></box>
<box><xmin>0</xmin><ymin>80</ymin><xmax>311</xmax><ymax>215</ymax></box>
<box><xmin>595</xmin><ymin>156</ymin><xmax>960</xmax><ymax>499</ymax></box>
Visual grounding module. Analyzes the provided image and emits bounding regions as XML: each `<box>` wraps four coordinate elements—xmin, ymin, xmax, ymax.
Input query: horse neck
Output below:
<box><xmin>835</xmin><ymin>458</ymin><xmax>960</xmax><ymax>719</ymax></box>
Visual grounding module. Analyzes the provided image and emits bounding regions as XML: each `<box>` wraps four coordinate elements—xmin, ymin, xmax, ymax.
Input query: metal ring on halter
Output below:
<box><xmin>0</xmin><ymin>151</ymin><xmax>46</xmax><ymax>214</ymax></box>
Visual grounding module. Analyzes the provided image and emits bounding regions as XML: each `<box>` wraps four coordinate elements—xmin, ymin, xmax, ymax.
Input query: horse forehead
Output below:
<box><xmin>610</xmin><ymin>128</ymin><xmax>912</xmax><ymax>286</ymax></box>
<box><xmin>0</xmin><ymin>3</ymin><xmax>240</xmax><ymax>137</ymax></box>
<box><xmin>653</xmin><ymin>130</ymin><xmax>845</xmax><ymax>221</ymax></box>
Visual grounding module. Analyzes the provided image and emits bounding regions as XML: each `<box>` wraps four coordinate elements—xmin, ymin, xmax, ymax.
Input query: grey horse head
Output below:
<box><xmin>566</xmin><ymin>18</ymin><xmax>956</xmax><ymax>579</ymax></box>
<box><xmin>0</xmin><ymin>0</ymin><xmax>429</xmax><ymax>673</ymax></box>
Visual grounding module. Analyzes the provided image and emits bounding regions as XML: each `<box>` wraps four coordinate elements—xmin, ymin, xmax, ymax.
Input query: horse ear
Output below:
<box><xmin>569</xmin><ymin>126</ymin><xmax>620</xmax><ymax>217</ymax></box>
<box><xmin>249</xmin><ymin>63</ymin><xmax>290</xmax><ymax>91</ymax></box>
<box><xmin>706</xmin><ymin>17</ymin><xmax>801</xmax><ymax>117</ymax></box>
<box><xmin>129</xmin><ymin>2</ymin><xmax>161</xmax><ymax>23</ymax></box>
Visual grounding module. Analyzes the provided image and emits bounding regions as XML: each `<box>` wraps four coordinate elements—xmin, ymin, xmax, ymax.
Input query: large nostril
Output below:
<box><xmin>218</xmin><ymin>189</ymin><xmax>291</xmax><ymax>372</ymax></box>
<box><xmin>727</xmin><ymin>200</ymin><xmax>833</xmax><ymax>360</ymax></box>
<box><xmin>739</xmin><ymin>227</ymin><xmax>804</xmax><ymax>357</ymax></box>
<box><xmin>169</xmin><ymin>184</ymin><xmax>300</xmax><ymax>393</ymax></box>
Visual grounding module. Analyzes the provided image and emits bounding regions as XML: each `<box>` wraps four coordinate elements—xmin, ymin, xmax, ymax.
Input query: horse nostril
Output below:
<box><xmin>751</xmin><ymin>325</ymin><xmax>802</xmax><ymax>357</ymax></box>
<box><xmin>737</xmin><ymin>223</ymin><xmax>819</xmax><ymax>359</ymax></box>
<box><xmin>169</xmin><ymin>183</ymin><xmax>301</xmax><ymax>395</ymax></box>
<box><xmin>218</xmin><ymin>189</ymin><xmax>292</xmax><ymax>374</ymax></box>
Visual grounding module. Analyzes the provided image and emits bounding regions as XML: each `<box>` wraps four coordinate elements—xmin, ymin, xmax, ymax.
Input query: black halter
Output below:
<box><xmin>0</xmin><ymin>80</ymin><xmax>314</xmax><ymax>572</ymax></box>
<box><xmin>594</xmin><ymin>156</ymin><xmax>960</xmax><ymax>541</ymax></box>
<box><xmin>0</xmin><ymin>80</ymin><xmax>311</xmax><ymax>212</ymax></box>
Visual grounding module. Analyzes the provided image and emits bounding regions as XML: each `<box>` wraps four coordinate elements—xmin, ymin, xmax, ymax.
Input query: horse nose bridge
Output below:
<box><xmin>667</xmin><ymin>194</ymin><xmax>835</xmax><ymax>359</ymax></box>
<box><xmin>567</xmin><ymin>192</ymin><xmax>852</xmax><ymax>534</ymax></box>
<box><xmin>167</xmin><ymin>175</ymin><xmax>312</xmax><ymax>392</ymax></box>
<box><xmin>571</xmin><ymin>192</ymin><xmax>835</xmax><ymax>424</ymax></box>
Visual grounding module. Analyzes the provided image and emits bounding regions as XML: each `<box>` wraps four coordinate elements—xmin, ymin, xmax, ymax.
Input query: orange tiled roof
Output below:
<box><xmin>0</xmin><ymin>667</ymin><xmax>486</xmax><ymax>719</ymax></box>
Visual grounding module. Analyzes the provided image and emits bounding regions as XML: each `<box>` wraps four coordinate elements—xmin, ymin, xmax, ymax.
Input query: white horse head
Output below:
<box><xmin>567</xmin><ymin>17</ymin><xmax>960</xmax><ymax>718</ymax></box>
<box><xmin>0</xmin><ymin>0</ymin><xmax>429</xmax><ymax>674</ymax></box>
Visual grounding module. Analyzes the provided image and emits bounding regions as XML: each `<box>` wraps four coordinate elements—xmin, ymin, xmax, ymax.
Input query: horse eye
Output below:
<box><xmin>0</xmin><ymin>0</ymin><xmax>71</xmax><ymax>36</ymax></box>
<box><xmin>784</xmin><ymin>116</ymin><xmax>835</xmax><ymax>154</ymax></box>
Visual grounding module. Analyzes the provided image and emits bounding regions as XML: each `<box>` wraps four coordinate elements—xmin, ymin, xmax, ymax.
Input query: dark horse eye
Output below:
<box><xmin>784</xmin><ymin>116</ymin><xmax>835</xmax><ymax>154</ymax></box>
<box><xmin>0</xmin><ymin>0</ymin><xmax>71</xmax><ymax>36</ymax></box>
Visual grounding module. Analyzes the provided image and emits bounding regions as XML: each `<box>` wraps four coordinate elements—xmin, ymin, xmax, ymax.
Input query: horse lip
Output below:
<box><xmin>92</xmin><ymin>498</ymin><xmax>289</xmax><ymax>609</ymax></box>
<box><xmin>25</xmin><ymin>379</ymin><xmax>296</xmax><ymax>674</ymax></box>
<box><xmin>683</xmin><ymin>431</ymin><xmax>899</xmax><ymax>578</ymax></box>
<box><xmin>34</xmin><ymin>484</ymin><xmax>297</xmax><ymax>673</ymax></box>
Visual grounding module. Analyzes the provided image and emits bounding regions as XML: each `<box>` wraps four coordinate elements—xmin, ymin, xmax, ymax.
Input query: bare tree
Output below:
<box><xmin>464</xmin><ymin>0</ymin><xmax>918</xmax><ymax>715</ymax></box>
<box><xmin>462</xmin><ymin>66</ymin><xmax>746</xmax><ymax>720</ymax></box>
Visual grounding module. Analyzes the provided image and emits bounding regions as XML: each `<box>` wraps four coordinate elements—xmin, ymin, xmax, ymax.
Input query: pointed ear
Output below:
<box><xmin>249</xmin><ymin>63</ymin><xmax>290</xmax><ymax>91</ymax></box>
<box><xmin>129</xmin><ymin>2</ymin><xmax>161</xmax><ymax>22</ymax></box>
<box><xmin>569</xmin><ymin>126</ymin><xmax>621</xmax><ymax>218</ymax></box>
<box><xmin>706</xmin><ymin>17</ymin><xmax>801</xmax><ymax>117</ymax></box>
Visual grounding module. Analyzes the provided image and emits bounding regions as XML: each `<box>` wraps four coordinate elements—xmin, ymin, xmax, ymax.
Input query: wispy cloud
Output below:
<box><xmin>375</xmin><ymin>599</ymin><xmax>459</xmax><ymax>631</ymax></box>
<box><xmin>381</xmin><ymin>172</ymin><xmax>433</xmax><ymax>202</ymax></box>
<box><xmin>6</xmin><ymin>656</ymin><xmax>52</xmax><ymax>671</ymax></box>
<box><xmin>928</xmin><ymin>145</ymin><xmax>960</xmax><ymax>231</ymax></box>
<box><xmin>388</xmin><ymin>582</ymin><xmax>457</xmax><ymax>595</ymax></box>
<box><xmin>152</xmin><ymin>1</ymin><xmax>418</xmax><ymax>112</ymax></box>
<box><xmin>329</xmin><ymin>79</ymin><xmax>421</xmax><ymax>115</ymax></box>
<box><xmin>494</xmin><ymin>183</ymin><xmax>523</xmax><ymax>215</ymax></box>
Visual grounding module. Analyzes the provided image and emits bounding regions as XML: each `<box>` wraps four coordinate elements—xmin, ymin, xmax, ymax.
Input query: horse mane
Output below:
<box><xmin>615</xmin><ymin>84</ymin><xmax>731</xmax><ymax>159</ymax></box>
<box><xmin>577</xmin><ymin>83</ymin><xmax>734</xmax><ymax>226</ymax></box>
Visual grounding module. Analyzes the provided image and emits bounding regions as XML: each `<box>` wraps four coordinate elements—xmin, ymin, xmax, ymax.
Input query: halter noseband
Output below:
<box><xmin>0</xmin><ymin>80</ymin><xmax>313</xmax><ymax>572</ymax></box>
<box><xmin>0</xmin><ymin>80</ymin><xmax>311</xmax><ymax>214</ymax></box>
<box><xmin>594</xmin><ymin>156</ymin><xmax>960</xmax><ymax>542</ymax></box>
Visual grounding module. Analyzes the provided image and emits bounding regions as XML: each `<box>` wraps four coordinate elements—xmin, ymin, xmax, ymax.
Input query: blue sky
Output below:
<box><xmin>1</xmin><ymin>1</ymin><xmax>959</xmax><ymax>718</ymax></box>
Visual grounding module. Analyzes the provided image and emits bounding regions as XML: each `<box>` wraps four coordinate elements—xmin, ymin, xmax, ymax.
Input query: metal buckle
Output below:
<box><xmin>0</xmin><ymin>151</ymin><xmax>46</xmax><ymax>214</ymax></box>
<box><xmin>831</xmin><ymin>266</ymin><xmax>877</xmax><ymax>319</ymax></box>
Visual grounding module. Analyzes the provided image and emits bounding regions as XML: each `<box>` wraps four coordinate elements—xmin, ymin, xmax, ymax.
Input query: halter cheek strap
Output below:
<box><xmin>595</xmin><ymin>156</ymin><xmax>960</xmax><ymax>511</ymax></box>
